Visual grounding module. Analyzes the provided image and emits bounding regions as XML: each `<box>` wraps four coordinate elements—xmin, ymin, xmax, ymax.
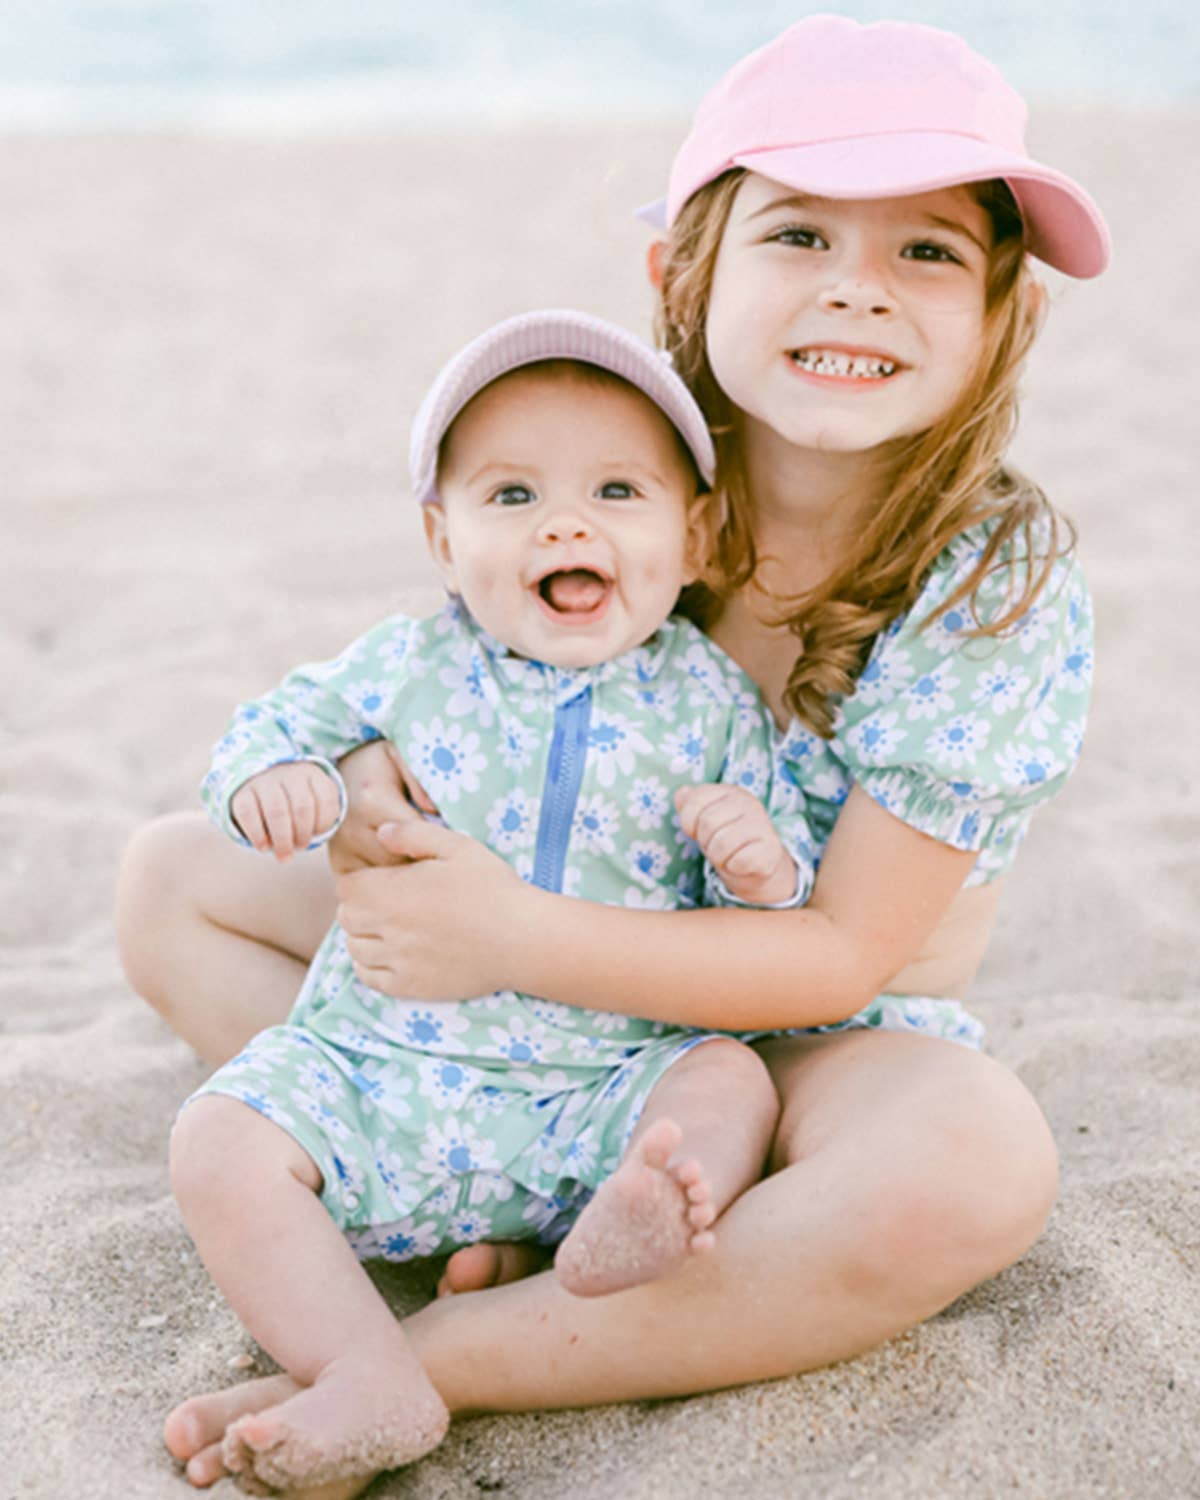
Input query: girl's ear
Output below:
<box><xmin>645</xmin><ymin>239</ymin><xmax>667</xmax><ymax>290</ymax></box>
<box><xmin>422</xmin><ymin>503</ymin><xmax>459</xmax><ymax>592</ymax></box>
<box><xmin>1023</xmin><ymin>272</ymin><xmax>1049</xmax><ymax>330</ymax></box>
<box><xmin>681</xmin><ymin>493</ymin><xmax>713</xmax><ymax>586</ymax></box>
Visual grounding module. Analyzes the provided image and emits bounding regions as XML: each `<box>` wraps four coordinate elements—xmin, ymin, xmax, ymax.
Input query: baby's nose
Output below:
<box><xmin>538</xmin><ymin>509</ymin><xmax>592</xmax><ymax>544</ymax></box>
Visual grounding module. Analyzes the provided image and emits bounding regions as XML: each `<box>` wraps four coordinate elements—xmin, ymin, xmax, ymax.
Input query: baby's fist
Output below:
<box><xmin>674</xmin><ymin>783</ymin><xmax>797</xmax><ymax>906</ymax></box>
<box><xmin>231</xmin><ymin>762</ymin><xmax>341</xmax><ymax>861</ymax></box>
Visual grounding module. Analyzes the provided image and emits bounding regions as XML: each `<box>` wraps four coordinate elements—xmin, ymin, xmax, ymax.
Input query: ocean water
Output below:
<box><xmin>1</xmin><ymin>0</ymin><xmax>1196</xmax><ymax>133</ymax></box>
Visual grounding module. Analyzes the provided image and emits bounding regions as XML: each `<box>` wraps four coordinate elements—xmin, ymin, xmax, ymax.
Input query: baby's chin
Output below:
<box><xmin>506</xmin><ymin>620</ymin><xmax>670</xmax><ymax>670</ymax></box>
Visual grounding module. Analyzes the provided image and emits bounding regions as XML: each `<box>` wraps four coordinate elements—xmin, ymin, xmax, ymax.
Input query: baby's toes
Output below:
<box><xmin>673</xmin><ymin>1158</ymin><xmax>705</xmax><ymax>1190</ymax></box>
<box><xmin>184</xmin><ymin>1442</ymin><xmax>230</xmax><ymax>1489</ymax></box>
<box><xmin>639</xmin><ymin>1118</ymin><xmax>683</xmax><ymax>1169</ymax></box>
<box><xmin>689</xmin><ymin>1228</ymin><xmax>717</xmax><ymax>1253</ymax></box>
<box><xmin>687</xmin><ymin>1198</ymin><xmax>717</xmax><ymax>1231</ymax></box>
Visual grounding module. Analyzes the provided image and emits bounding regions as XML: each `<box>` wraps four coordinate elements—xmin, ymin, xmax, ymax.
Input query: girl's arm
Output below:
<box><xmin>336</xmin><ymin>784</ymin><xmax>977</xmax><ymax>1031</ymax></box>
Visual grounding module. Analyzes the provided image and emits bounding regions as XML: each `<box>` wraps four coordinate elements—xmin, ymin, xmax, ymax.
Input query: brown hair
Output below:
<box><xmin>656</xmin><ymin>170</ymin><xmax>1073</xmax><ymax>737</ymax></box>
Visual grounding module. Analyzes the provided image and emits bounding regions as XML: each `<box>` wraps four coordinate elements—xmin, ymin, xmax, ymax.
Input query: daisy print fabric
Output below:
<box><xmin>776</xmin><ymin>518</ymin><xmax>1094</xmax><ymax>888</ymax></box>
<box><xmin>194</xmin><ymin>604</ymin><xmax>815</xmax><ymax>1256</ymax></box>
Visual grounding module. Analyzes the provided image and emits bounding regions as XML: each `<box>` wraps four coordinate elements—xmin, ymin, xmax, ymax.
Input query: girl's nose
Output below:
<box><xmin>818</xmin><ymin>265</ymin><xmax>895</xmax><ymax>317</ymax></box>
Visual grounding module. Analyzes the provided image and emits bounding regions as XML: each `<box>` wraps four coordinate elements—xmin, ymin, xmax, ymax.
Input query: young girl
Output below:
<box><xmin>118</xmin><ymin>15</ymin><xmax>1109</xmax><ymax>1496</ymax></box>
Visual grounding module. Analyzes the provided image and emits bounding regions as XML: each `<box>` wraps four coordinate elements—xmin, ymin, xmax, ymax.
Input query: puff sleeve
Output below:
<box><xmin>831</xmin><ymin>529</ymin><xmax>1093</xmax><ymax>877</ymax></box>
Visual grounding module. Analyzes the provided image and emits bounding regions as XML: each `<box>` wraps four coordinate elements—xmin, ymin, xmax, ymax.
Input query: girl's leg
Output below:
<box><xmin>556</xmin><ymin>1038</ymin><xmax>777</xmax><ymax>1296</ymax></box>
<box><xmin>115</xmin><ymin>812</ymin><xmax>335</xmax><ymax>1064</ymax></box>
<box><xmin>414</xmin><ymin>1029</ymin><xmax>1057</xmax><ymax>1410</ymax></box>
<box><xmin>167</xmin><ymin>1097</ymin><xmax>447</xmax><ymax>1492</ymax></box>
<box><xmin>166</xmin><ymin>1030</ymin><xmax>1057</xmax><ymax>1481</ymax></box>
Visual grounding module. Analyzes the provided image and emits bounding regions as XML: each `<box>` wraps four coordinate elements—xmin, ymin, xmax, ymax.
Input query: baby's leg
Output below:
<box><xmin>168</xmin><ymin>1097</ymin><xmax>447</xmax><ymax>1492</ymax></box>
<box><xmin>555</xmin><ymin>1038</ymin><xmax>778</xmax><ymax>1297</ymax></box>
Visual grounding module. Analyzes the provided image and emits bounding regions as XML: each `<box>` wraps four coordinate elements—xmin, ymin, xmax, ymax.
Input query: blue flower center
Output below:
<box><xmin>432</xmin><ymin>745</ymin><xmax>457</xmax><ymax>772</ymax></box>
<box><xmin>447</xmin><ymin>1145</ymin><xmax>472</xmax><ymax>1173</ymax></box>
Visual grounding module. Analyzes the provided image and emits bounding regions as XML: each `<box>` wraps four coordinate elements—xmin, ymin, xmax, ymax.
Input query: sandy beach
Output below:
<box><xmin>2</xmin><ymin>105</ymin><xmax>1198</xmax><ymax>1497</ymax></box>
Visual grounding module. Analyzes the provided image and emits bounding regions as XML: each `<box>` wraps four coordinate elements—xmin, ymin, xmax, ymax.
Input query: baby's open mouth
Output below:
<box><xmin>536</xmin><ymin>568</ymin><xmax>612</xmax><ymax>618</ymax></box>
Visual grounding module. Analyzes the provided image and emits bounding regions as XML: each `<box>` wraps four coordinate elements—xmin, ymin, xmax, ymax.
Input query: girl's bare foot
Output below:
<box><xmin>554</xmin><ymin>1119</ymin><xmax>717</xmax><ymax>1297</ymax></box>
<box><xmin>436</xmin><ymin>1240</ymin><xmax>550</xmax><ymax>1297</ymax></box>
<box><xmin>220</xmin><ymin>1341</ymin><xmax>448</xmax><ymax>1494</ymax></box>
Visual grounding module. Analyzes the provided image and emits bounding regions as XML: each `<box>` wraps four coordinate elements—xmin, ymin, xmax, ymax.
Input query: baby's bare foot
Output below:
<box><xmin>220</xmin><ymin>1343</ymin><xmax>448</xmax><ymax>1495</ymax></box>
<box><xmin>166</xmin><ymin>1375</ymin><xmax>378</xmax><ymax>1495</ymax></box>
<box><xmin>554</xmin><ymin>1118</ymin><xmax>716</xmax><ymax>1297</ymax></box>
<box><xmin>166</xmin><ymin>1374</ymin><xmax>300</xmax><ymax>1487</ymax></box>
<box><xmin>436</xmin><ymin>1240</ymin><xmax>550</xmax><ymax>1298</ymax></box>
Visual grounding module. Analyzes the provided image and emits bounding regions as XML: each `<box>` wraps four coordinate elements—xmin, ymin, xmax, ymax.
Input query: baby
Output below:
<box><xmin>173</xmin><ymin>310</ymin><xmax>815</xmax><ymax>1492</ymax></box>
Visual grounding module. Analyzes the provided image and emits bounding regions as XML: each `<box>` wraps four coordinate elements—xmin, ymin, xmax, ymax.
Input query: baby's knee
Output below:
<box><xmin>171</xmin><ymin>1094</ymin><xmax>323</xmax><ymax>1217</ymax></box>
<box><xmin>690</xmin><ymin>1037</ymin><xmax>779</xmax><ymax>1123</ymax></box>
<box><xmin>170</xmin><ymin>1096</ymin><xmax>240</xmax><ymax>1205</ymax></box>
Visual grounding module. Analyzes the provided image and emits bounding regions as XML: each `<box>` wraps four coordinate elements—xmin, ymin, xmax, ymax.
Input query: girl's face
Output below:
<box><xmin>704</xmin><ymin>174</ymin><xmax>991</xmax><ymax>461</ymax></box>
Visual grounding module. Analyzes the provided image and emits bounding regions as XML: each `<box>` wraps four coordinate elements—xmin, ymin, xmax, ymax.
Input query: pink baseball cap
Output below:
<box><xmin>409</xmin><ymin>308</ymin><xmax>716</xmax><ymax>504</ymax></box>
<box><xmin>638</xmin><ymin>15</ymin><xmax>1110</xmax><ymax>279</ymax></box>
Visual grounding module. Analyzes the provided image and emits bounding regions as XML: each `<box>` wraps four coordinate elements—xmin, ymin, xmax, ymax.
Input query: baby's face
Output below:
<box><xmin>425</xmin><ymin>367</ymin><xmax>702</xmax><ymax>669</ymax></box>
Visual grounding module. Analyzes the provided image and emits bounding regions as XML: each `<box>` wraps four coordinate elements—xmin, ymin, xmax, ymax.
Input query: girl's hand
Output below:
<box><xmin>231</xmin><ymin>762</ymin><xmax>341</xmax><ymax>862</ymax></box>
<box><xmin>328</xmin><ymin>740</ymin><xmax>439</xmax><ymax>877</ymax></box>
<box><xmin>675</xmin><ymin>783</ymin><xmax>798</xmax><ymax>906</ymax></box>
<box><xmin>336</xmin><ymin>814</ymin><xmax>531</xmax><ymax>999</ymax></box>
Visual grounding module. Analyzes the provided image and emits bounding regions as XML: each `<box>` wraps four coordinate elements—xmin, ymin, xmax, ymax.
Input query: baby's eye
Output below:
<box><xmin>490</xmin><ymin>484</ymin><xmax>536</xmax><ymax>507</ymax></box>
<box><xmin>902</xmin><ymin>240</ymin><xmax>963</xmax><ymax>265</ymax></box>
<box><xmin>597</xmin><ymin>481</ymin><xmax>639</xmax><ymax>500</ymax></box>
<box><xmin>767</xmin><ymin>225</ymin><xmax>828</xmax><ymax>249</ymax></box>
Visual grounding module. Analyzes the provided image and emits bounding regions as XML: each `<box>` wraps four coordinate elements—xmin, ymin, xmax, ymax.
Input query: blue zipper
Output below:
<box><xmin>531</xmin><ymin>685</ymin><xmax>592</xmax><ymax>893</ymax></box>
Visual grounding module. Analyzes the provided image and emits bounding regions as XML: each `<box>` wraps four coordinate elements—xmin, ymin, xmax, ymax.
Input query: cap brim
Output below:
<box><xmin>729</xmin><ymin>135</ymin><xmax>1110</xmax><ymax>277</ymax></box>
<box><xmin>409</xmin><ymin>309</ymin><xmax>715</xmax><ymax>504</ymax></box>
<box><xmin>635</xmin><ymin>198</ymin><xmax>668</xmax><ymax>231</ymax></box>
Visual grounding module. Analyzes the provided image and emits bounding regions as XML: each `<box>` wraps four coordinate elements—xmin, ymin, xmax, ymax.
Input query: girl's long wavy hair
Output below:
<box><xmin>657</xmin><ymin>169</ymin><xmax>1072</xmax><ymax>737</ymax></box>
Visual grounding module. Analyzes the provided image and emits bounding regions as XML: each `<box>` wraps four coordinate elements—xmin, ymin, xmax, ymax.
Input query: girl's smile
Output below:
<box><xmin>786</xmin><ymin>343</ymin><xmax>903</xmax><ymax>386</ymax></box>
<box><xmin>705</xmin><ymin>174</ymin><xmax>990</xmax><ymax>463</ymax></box>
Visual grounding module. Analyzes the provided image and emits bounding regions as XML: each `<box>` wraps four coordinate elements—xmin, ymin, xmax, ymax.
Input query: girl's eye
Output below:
<box><xmin>491</xmin><ymin>484</ymin><xmax>536</xmax><ymax>507</ymax></box>
<box><xmin>767</xmin><ymin>225</ymin><xmax>828</xmax><ymax>249</ymax></box>
<box><xmin>597</xmin><ymin>481</ymin><xmax>638</xmax><ymax>500</ymax></box>
<box><xmin>902</xmin><ymin>241</ymin><xmax>964</xmax><ymax>265</ymax></box>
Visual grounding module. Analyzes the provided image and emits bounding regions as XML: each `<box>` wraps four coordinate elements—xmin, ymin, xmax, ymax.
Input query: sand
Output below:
<box><xmin>2</xmin><ymin>106</ymin><xmax>1198</xmax><ymax>1497</ymax></box>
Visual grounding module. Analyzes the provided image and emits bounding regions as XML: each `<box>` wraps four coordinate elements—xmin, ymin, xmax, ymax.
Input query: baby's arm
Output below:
<box><xmin>675</xmin><ymin>784</ymin><xmax>801</xmax><ymax>907</ymax></box>
<box><xmin>676</xmin><ymin>696</ymin><xmax>818</xmax><ymax>911</ymax></box>
<box><xmin>203</xmin><ymin>615</ymin><xmax>414</xmax><ymax>850</ymax></box>
<box><xmin>231</xmin><ymin>761</ymin><xmax>343</xmax><ymax>862</ymax></box>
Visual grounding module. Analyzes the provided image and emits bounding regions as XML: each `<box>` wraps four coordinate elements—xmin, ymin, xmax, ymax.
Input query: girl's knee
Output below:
<box><xmin>856</xmin><ymin>1053</ymin><xmax>1058</xmax><ymax>1284</ymax></box>
<box><xmin>114</xmin><ymin>812</ymin><xmax>209</xmax><ymax>989</ymax></box>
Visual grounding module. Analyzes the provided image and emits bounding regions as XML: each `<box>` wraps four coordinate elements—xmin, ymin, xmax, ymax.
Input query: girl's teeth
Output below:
<box><xmin>791</xmin><ymin>350</ymin><xmax>897</xmax><ymax>379</ymax></box>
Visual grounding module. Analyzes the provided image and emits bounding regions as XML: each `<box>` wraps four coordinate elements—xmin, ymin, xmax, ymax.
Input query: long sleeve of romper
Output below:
<box><xmin>201</xmin><ymin>614</ymin><xmax>417</xmax><ymax>847</ymax></box>
<box><xmin>702</xmin><ymin>699</ymin><xmax>818</xmax><ymax>912</ymax></box>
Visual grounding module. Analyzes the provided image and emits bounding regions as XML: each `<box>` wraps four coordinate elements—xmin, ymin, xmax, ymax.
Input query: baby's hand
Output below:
<box><xmin>674</xmin><ymin>783</ymin><xmax>797</xmax><ymax>907</ymax></box>
<box><xmin>230</xmin><ymin>762</ymin><xmax>341</xmax><ymax>862</ymax></box>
